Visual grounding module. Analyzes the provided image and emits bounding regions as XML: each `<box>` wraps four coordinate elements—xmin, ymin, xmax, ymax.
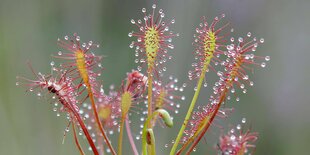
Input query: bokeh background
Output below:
<box><xmin>1</xmin><ymin>0</ymin><xmax>309</xmax><ymax>154</ymax></box>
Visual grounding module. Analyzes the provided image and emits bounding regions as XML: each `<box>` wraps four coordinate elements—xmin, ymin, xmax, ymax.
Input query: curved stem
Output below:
<box><xmin>125</xmin><ymin>118</ymin><xmax>139</xmax><ymax>155</ymax></box>
<box><xmin>86</xmin><ymin>85</ymin><xmax>117</xmax><ymax>155</ymax></box>
<box><xmin>142</xmin><ymin>109</ymin><xmax>173</xmax><ymax>155</ymax></box>
<box><xmin>118</xmin><ymin>117</ymin><xmax>125</xmax><ymax>155</ymax></box>
<box><xmin>170</xmin><ymin>68</ymin><xmax>207</xmax><ymax>155</ymax></box>
<box><xmin>142</xmin><ymin>112</ymin><xmax>157</xmax><ymax>155</ymax></box>
<box><xmin>147</xmin><ymin>129</ymin><xmax>156</xmax><ymax>155</ymax></box>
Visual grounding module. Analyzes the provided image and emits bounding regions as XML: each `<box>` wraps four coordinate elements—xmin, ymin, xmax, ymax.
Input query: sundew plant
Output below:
<box><xmin>17</xmin><ymin>4</ymin><xmax>270</xmax><ymax>155</ymax></box>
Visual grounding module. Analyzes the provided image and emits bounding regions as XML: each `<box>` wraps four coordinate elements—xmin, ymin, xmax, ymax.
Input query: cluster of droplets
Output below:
<box><xmin>129</xmin><ymin>4</ymin><xmax>178</xmax><ymax>78</ymax></box>
<box><xmin>16</xmin><ymin>68</ymin><xmax>99</xmax><ymax>149</ymax></box>
<box><xmin>189</xmin><ymin>14</ymin><xmax>228</xmax><ymax>81</ymax></box>
<box><xmin>76</xmin><ymin>84</ymin><xmax>122</xmax><ymax>154</ymax></box>
<box><xmin>57</xmin><ymin>33</ymin><xmax>103</xmax><ymax>87</ymax></box>
<box><xmin>181</xmin><ymin>104</ymin><xmax>233</xmax><ymax>144</ymax></box>
<box><xmin>217</xmin><ymin>119</ymin><xmax>258</xmax><ymax>155</ymax></box>
<box><xmin>152</xmin><ymin>75</ymin><xmax>186</xmax><ymax>115</ymax></box>
<box><xmin>209</xmin><ymin>33</ymin><xmax>270</xmax><ymax>102</ymax></box>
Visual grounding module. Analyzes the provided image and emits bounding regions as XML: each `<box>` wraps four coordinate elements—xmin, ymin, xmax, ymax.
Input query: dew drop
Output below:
<box><xmin>236</xmin><ymin>124</ymin><xmax>241</xmax><ymax>130</ymax></box>
<box><xmin>230</xmin><ymin>135</ymin><xmax>236</xmax><ymax>140</ymax></box>
<box><xmin>249</xmin><ymin>81</ymin><xmax>254</xmax><ymax>86</ymax></box>
<box><xmin>242</xmin><ymin>118</ymin><xmax>246</xmax><ymax>123</ymax></box>
<box><xmin>168</xmin><ymin>44</ymin><xmax>174</xmax><ymax>49</ymax></box>
<box><xmin>128</xmin><ymin>32</ymin><xmax>133</xmax><ymax>37</ymax></box>
<box><xmin>261</xmin><ymin>62</ymin><xmax>266</xmax><ymax>68</ymax></box>
<box><xmin>247</xmin><ymin>32</ymin><xmax>251</xmax><ymax>37</ymax></box>
<box><xmin>76</xmin><ymin>36</ymin><xmax>80</xmax><ymax>41</ymax></box>
<box><xmin>260</xmin><ymin>38</ymin><xmax>265</xmax><ymax>43</ymax></box>
<box><xmin>58</xmin><ymin>51</ymin><xmax>62</xmax><ymax>55</ymax></box>
<box><xmin>181</xmin><ymin>96</ymin><xmax>185</xmax><ymax>100</ymax></box>
<box><xmin>265</xmin><ymin>56</ymin><xmax>270</xmax><ymax>61</ymax></box>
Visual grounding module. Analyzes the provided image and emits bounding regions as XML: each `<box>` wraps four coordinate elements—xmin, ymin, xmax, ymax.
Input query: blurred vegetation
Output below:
<box><xmin>1</xmin><ymin>0</ymin><xmax>310</xmax><ymax>154</ymax></box>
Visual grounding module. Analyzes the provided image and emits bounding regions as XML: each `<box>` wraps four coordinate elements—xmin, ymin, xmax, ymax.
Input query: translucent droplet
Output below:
<box><xmin>181</xmin><ymin>96</ymin><xmax>185</xmax><ymax>100</ymax></box>
<box><xmin>236</xmin><ymin>124</ymin><xmax>241</xmax><ymax>130</ymax></box>
<box><xmin>260</xmin><ymin>38</ymin><xmax>265</xmax><ymax>43</ymax></box>
<box><xmin>261</xmin><ymin>62</ymin><xmax>266</xmax><ymax>68</ymax></box>
<box><xmin>128</xmin><ymin>32</ymin><xmax>132</xmax><ymax>37</ymax></box>
<box><xmin>76</xmin><ymin>36</ymin><xmax>80</xmax><ymax>41</ymax></box>
<box><xmin>131</xmin><ymin>19</ymin><xmax>135</xmax><ymax>24</ymax></box>
<box><xmin>58</xmin><ymin>51</ymin><xmax>62</xmax><ymax>55</ymax></box>
<box><xmin>50</xmin><ymin>61</ymin><xmax>55</xmax><ymax>66</ymax></box>
<box><xmin>230</xmin><ymin>135</ymin><xmax>236</xmax><ymax>140</ymax></box>
<box><xmin>247</xmin><ymin>32</ymin><xmax>251</xmax><ymax>37</ymax></box>
<box><xmin>242</xmin><ymin>118</ymin><xmax>246</xmax><ymax>123</ymax></box>
<box><xmin>265</xmin><ymin>56</ymin><xmax>270</xmax><ymax>61</ymax></box>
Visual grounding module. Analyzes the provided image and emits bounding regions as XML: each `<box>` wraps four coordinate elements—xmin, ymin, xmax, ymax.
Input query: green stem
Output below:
<box><xmin>170</xmin><ymin>65</ymin><xmax>208</xmax><ymax>155</ymax></box>
<box><xmin>142</xmin><ymin>109</ymin><xmax>173</xmax><ymax>155</ymax></box>
<box><xmin>147</xmin><ymin>129</ymin><xmax>156</xmax><ymax>155</ymax></box>
<box><xmin>147</xmin><ymin>67</ymin><xmax>153</xmax><ymax>127</ymax></box>
<box><xmin>142</xmin><ymin>112</ymin><xmax>157</xmax><ymax>155</ymax></box>
<box><xmin>118</xmin><ymin>117</ymin><xmax>125</xmax><ymax>155</ymax></box>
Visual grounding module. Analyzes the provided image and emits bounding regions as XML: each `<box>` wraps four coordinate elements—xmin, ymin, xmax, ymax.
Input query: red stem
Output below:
<box><xmin>71</xmin><ymin>120</ymin><xmax>85</xmax><ymax>155</ymax></box>
<box><xmin>71</xmin><ymin>106</ymin><xmax>99</xmax><ymax>155</ymax></box>
<box><xmin>125</xmin><ymin>117</ymin><xmax>139</xmax><ymax>155</ymax></box>
<box><xmin>185</xmin><ymin>90</ymin><xmax>227</xmax><ymax>155</ymax></box>
<box><xmin>86</xmin><ymin>84</ymin><xmax>117</xmax><ymax>155</ymax></box>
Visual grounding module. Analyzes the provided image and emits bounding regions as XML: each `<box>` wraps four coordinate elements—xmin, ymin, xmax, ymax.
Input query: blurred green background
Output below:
<box><xmin>1</xmin><ymin>0</ymin><xmax>310</xmax><ymax>154</ymax></box>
